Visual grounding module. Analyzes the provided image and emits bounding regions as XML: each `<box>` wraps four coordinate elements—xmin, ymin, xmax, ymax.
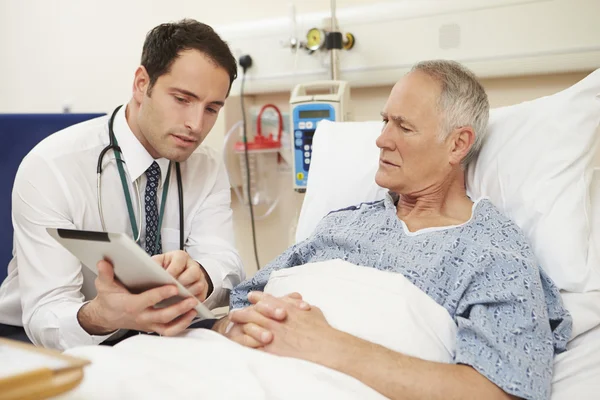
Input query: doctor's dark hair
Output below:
<box><xmin>141</xmin><ymin>19</ymin><xmax>237</xmax><ymax>95</ymax></box>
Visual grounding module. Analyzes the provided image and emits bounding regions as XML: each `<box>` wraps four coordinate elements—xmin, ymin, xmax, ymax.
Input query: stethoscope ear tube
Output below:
<box><xmin>98</xmin><ymin>106</ymin><xmax>123</xmax><ymax>174</ymax></box>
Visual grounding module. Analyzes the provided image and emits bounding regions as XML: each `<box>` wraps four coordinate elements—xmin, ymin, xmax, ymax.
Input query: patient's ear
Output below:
<box><xmin>448</xmin><ymin>126</ymin><xmax>475</xmax><ymax>166</ymax></box>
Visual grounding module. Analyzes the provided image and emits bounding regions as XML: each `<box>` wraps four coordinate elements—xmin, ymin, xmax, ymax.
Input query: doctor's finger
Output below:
<box><xmin>134</xmin><ymin>284</ymin><xmax>179</xmax><ymax>311</ymax></box>
<box><xmin>96</xmin><ymin>260</ymin><xmax>115</xmax><ymax>284</ymax></box>
<box><xmin>165</xmin><ymin>260</ymin><xmax>187</xmax><ymax>279</ymax></box>
<box><xmin>177</xmin><ymin>265</ymin><xmax>203</xmax><ymax>287</ymax></box>
<box><xmin>151</xmin><ymin>254</ymin><xmax>167</xmax><ymax>268</ymax></box>
<box><xmin>154</xmin><ymin>309</ymin><xmax>198</xmax><ymax>337</ymax></box>
<box><xmin>95</xmin><ymin>261</ymin><xmax>128</xmax><ymax>291</ymax></box>
<box><xmin>185</xmin><ymin>280</ymin><xmax>208</xmax><ymax>301</ymax></box>
<box><xmin>164</xmin><ymin>251</ymin><xmax>189</xmax><ymax>277</ymax></box>
<box><xmin>143</xmin><ymin>296</ymin><xmax>198</xmax><ymax>325</ymax></box>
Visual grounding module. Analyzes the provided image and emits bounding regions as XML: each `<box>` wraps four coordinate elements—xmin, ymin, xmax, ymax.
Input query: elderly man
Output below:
<box><xmin>211</xmin><ymin>60</ymin><xmax>571</xmax><ymax>400</ymax></box>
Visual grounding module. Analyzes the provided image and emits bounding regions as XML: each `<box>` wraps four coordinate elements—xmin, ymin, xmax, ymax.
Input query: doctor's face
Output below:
<box><xmin>134</xmin><ymin>49</ymin><xmax>230</xmax><ymax>162</ymax></box>
<box><xmin>375</xmin><ymin>71</ymin><xmax>452</xmax><ymax>195</ymax></box>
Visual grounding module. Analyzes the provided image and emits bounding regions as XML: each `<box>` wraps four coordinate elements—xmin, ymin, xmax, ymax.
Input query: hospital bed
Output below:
<box><xmin>57</xmin><ymin>70</ymin><xmax>600</xmax><ymax>399</ymax></box>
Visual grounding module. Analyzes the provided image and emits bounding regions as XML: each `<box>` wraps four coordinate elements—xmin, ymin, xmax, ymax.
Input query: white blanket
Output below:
<box><xmin>57</xmin><ymin>260</ymin><xmax>459</xmax><ymax>399</ymax></box>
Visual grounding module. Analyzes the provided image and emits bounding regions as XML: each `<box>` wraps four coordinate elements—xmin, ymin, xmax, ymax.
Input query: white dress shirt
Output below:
<box><xmin>0</xmin><ymin>105</ymin><xmax>244</xmax><ymax>350</ymax></box>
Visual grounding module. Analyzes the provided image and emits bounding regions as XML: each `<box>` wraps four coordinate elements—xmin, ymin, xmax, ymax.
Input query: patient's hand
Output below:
<box><xmin>230</xmin><ymin>292</ymin><xmax>341</xmax><ymax>365</ymax></box>
<box><xmin>214</xmin><ymin>292</ymin><xmax>310</xmax><ymax>348</ymax></box>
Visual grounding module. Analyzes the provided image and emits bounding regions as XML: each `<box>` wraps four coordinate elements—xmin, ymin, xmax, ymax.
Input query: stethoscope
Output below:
<box><xmin>96</xmin><ymin>105</ymin><xmax>184</xmax><ymax>251</ymax></box>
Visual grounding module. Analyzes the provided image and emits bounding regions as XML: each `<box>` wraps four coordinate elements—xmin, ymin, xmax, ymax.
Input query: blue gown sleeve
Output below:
<box><xmin>229</xmin><ymin>242</ymin><xmax>308</xmax><ymax>309</ymax></box>
<box><xmin>453</xmin><ymin>252</ymin><xmax>572</xmax><ymax>400</ymax></box>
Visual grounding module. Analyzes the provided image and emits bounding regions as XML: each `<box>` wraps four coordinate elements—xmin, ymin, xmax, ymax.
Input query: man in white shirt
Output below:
<box><xmin>0</xmin><ymin>19</ymin><xmax>245</xmax><ymax>350</ymax></box>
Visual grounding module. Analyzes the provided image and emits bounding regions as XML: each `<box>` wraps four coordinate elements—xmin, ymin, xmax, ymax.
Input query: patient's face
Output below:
<box><xmin>375</xmin><ymin>71</ymin><xmax>452</xmax><ymax>195</ymax></box>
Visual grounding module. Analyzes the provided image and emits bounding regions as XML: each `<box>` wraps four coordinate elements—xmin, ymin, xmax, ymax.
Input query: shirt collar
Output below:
<box><xmin>112</xmin><ymin>104</ymin><xmax>171</xmax><ymax>187</ymax></box>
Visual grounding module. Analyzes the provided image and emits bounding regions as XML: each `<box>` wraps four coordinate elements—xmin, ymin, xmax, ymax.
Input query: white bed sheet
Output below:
<box><xmin>551</xmin><ymin>323</ymin><xmax>600</xmax><ymax>399</ymax></box>
<box><xmin>57</xmin><ymin>261</ymin><xmax>599</xmax><ymax>399</ymax></box>
<box><xmin>58</xmin><ymin>261</ymin><xmax>455</xmax><ymax>400</ymax></box>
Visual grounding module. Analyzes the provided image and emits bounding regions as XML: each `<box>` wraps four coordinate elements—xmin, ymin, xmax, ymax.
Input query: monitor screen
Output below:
<box><xmin>299</xmin><ymin>109</ymin><xmax>330</xmax><ymax>119</ymax></box>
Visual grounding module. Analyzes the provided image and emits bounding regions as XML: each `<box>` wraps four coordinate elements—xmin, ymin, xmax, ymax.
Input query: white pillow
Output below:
<box><xmin>295</xmin><ymin>120</ymin><xmax>386</xmax><ymax>243</ymax></box>
<box><xmin>591</xmin><ymin>166</ymin><xmax>600</xmax><ymax>278</ymax></box>
<box><xmin>466</xmin><ymin>71</ymin><xmax>600</xmax><ymax>293</ymax></box>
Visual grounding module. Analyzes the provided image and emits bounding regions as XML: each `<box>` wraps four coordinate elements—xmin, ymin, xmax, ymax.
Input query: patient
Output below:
<box><xmin>211</xmin><ymin>60</ymin><xmax>572</xmax><ymax>400</ymax></box>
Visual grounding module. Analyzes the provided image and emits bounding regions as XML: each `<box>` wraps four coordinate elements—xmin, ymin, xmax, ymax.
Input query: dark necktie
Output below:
<box><xmin>144</xmin><ymin>161</ymin><xmax>162</xmax><ymax>256</ymax></box>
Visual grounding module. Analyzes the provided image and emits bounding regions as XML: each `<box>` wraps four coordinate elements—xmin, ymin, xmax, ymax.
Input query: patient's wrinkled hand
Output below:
<box><xmin>217</xmin><ymin>292</ymin><xmax>310</xmax><ymax>348</ymax></box>
<box><xmin>233</xmin><ymin>292</ymin><xmax>341</xmax><ymax>365</ymax></box>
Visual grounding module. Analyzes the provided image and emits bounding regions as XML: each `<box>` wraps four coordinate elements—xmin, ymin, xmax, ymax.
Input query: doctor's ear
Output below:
<box><xmin>132</xmin><ymin>66</ymin><xmax>151</xmax><ymax>102</ymax></box>
<box><xmin>448</xmin><ymin>126</ymin><xmax>475</xmax><ymax>166</ymax></box>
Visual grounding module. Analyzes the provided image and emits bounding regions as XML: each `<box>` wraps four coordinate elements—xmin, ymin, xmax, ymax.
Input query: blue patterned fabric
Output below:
<box><xmin>144</xmin><ymin>161</ymin><xmax>162</xmax><ymax>256</ymax></box>
<box><xmin>231</xmin><ymin>193</ymin><xmax>572</xmax><ymax>400</ymax></box>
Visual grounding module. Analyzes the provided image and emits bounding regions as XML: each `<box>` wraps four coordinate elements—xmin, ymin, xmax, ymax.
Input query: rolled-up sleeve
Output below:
<box><xmin>453</xmin><ymin>254</ymin><xmax>572</xmax><ymax>400</ymax></box>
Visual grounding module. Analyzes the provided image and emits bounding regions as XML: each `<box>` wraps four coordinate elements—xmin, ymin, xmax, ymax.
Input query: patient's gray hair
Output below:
<box><xmin>411</xmin><ymin>60</ymin><xmax>489</xmax><ymax>166</ymax></box>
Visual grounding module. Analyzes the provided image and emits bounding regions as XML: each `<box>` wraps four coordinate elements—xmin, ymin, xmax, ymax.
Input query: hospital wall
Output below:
<box><xmin>0</xmin><ymin>0</ymin><xmax>368</xmax><ymax>114</ymax></box>
<box><xmin>0</xmin><ymin>0</ymin><xmax>377</xmax><ymax>152</ymax></box>
<box><xmin>0</xmin><ymin>1</ymin><xmax>593</xmax><ymax>278</ymax></box>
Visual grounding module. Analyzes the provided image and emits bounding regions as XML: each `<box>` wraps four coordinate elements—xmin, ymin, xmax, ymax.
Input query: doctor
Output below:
<box><xmin>0</xmin><ymin>19</ymin><xmax>244</xmax><ymax>350</ymax></box>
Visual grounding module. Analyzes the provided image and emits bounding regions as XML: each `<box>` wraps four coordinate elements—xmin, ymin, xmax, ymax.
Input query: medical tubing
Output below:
<box><xmin>240</xmin><ymin>71</ymin><xmax>262</xmax><ymax>271</ymax></box>
<box><xmin>256</xmin><ymin>104</ymin><xmax>283</xmax><ymax>143</ymax></box>
<box><xmin>97</xmin><ymin>107</ymin><xmax>122</xmax><ymax>232</ymax></box>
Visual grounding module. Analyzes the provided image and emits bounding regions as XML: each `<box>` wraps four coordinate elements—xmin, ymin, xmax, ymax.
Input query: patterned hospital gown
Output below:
<box><xmin>231</xmin><ymin>193</ymin><xmax>572</xmax><ymax>400</ymax></box>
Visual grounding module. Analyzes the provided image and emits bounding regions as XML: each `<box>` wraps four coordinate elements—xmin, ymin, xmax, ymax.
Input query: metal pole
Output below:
<box><xmin>330</xmin><ymin>0</ymin><xmax>339</xmax><ymax>81</ymax></box>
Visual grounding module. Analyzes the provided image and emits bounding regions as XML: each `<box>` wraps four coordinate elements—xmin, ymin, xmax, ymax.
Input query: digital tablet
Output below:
<box><xmin>47</xmin><ymin>228</ymin><xmax>215</xmax><ymax>320</ymax></box>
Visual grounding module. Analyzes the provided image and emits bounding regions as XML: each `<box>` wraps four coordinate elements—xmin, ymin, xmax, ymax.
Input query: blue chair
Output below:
<box><xmin>0</xmin><ymin>114</ymin><xmax>105</xmax><ymax>283</ymax></box>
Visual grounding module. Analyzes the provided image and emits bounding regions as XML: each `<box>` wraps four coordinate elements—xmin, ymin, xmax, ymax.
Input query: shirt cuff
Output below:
<box><xmin>188</xmin><ymin>318</ymin><xmax>218</xmax><ymax>330</ymax></box>
<box><xmin>196</xmin><ymin>258</ymin><xmax>228</xmax><ymax>309</ymax></box>
<box><xmin>57</xmin><ymin>302</ymin><xmax>118</xmax><ymax>349</ymax></box>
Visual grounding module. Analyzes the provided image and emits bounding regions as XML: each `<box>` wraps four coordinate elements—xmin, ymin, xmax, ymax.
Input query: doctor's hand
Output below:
<box><xmin>78</xmin><ymin>260</ymin><xmax>199</xmax><ymax>337</ymax></box>
<box><xmin>152</xmin><ymin>250</ymin><xmax>212</xmax><ymax>301</ymax></box>
<box><xmin>213</xmin><ymin>292</ymin><xmax>311</xmax><ymax>348</ymax></box>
